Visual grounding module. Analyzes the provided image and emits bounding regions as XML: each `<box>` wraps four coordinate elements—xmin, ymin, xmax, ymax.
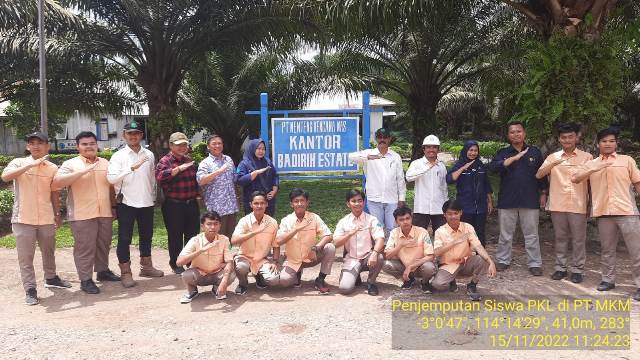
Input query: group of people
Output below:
<box><xmin>3</xmin><ymin>119</ymin><xmax>640</xmax><ymax>306</ymax></box>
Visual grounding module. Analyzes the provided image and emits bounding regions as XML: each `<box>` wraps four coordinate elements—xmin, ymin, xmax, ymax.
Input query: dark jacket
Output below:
<box><xmin>236</xmin><ymin>138</ymin><xmax>279</xmax><ymax>208</ymax></box>
<box><xmin>446</xmin><ymin>140</ymin><xmax>493</xmax><ymax>214</ymax></box>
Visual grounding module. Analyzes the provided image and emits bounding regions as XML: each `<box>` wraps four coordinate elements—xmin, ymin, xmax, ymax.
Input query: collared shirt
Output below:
<box><xmin>489</xmin><ymin>144</ymin><xmax>547</xmax><ymax>209</ymax></box>
<box><xmin>4</xmin><ymin>156</ymin><xmax>58</xmax><ymax>225</ymax></box>
<box><xmin>196</xmin><ymin>153</ymin><xmax>239</xmax><ymax>216</ymax></box>
<box><xmin>406</xmin><ymin>157</ymin><xmax>448</xmax><ymax>214</ymax></box>
<box><xmin>155</xmin><ymin>152</ymin><xmax>198</xmax><ymax>200</ymax></box>
<box><xmin>334</xmin><ymin>212</ymin><xmax>385</xmax><ymax>270</ymax></box>
<box><xmin>585</xmin><ymin>153</ymin><xmax>640</xmax><ymax>217</ymax></box>
<box><xmin>57</xmin><ymin>156</ymin><xmax>112</xmax><ymax>221</ymax></box>
<box><xmin>348</xmin><ymin>148</ymin><xmax>406</xmax><ymax>203</ymax></box>
<box><xmin>277</xmin><ymin>211</ymin><xmax>332</xmax><ymax>272</ymax></box>
<box><xmin>539</xmin><ymin>149</ymin><xmax>592</xmax><ymax>214</ymax></box>
<box><xmin>232</xmin><ymin>213</ymin><xmax>278</xmax><ymax>274</ymax></box>
<box><xmin>385</xmin><ymin>226</ymin><xmax>433</xmax><ymax>266</ymax></box>
<box><xmin>179</xmin><ymin>233</ymin><xmax>233</xmax><ymax>275</ymax></box>
<box><xmin>107</xmin><ymin>145</ymin><xmax>155</xmax><ymax>208</ymax></box>
<box><xmin>433</xmin><ymin>222</ymin><xmax>482</xmax><ymax>274</ymax></box>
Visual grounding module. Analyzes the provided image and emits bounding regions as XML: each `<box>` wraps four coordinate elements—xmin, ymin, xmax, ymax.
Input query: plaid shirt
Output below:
<box><xmin>155</xmin><ymin>152</ymin><xmax>199</xmax><ymax>200</ymax></box>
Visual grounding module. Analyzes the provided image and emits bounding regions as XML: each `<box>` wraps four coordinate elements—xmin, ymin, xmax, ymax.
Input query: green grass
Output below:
<box><xmin>0</xmin><ymin>173</ymin><xmax>500</xmax><ymax>248</ymax></box>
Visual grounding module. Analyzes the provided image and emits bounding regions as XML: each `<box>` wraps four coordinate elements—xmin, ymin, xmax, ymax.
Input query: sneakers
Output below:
<box><xmin>255</xmin><ymin>273</ymin><xmax>268</xmax><ymax>289</ymax></box>
<box><xmin>367</xmin><ymin>283</ymin><xmax>379</xmax><ymax>296</ymax></box>
<box><xmin>400</xmin><ymin>275</ymin><xmax>416</xmax><ymax>290</ymax></box>
<box><xmin>421</xmin><ymin>281</ymin><xmax>433</xmax><ymax>294</ymax></box>
<box><xmin>529</xmin><ymin>267</ymin><xmax>543</xmax><ymax>276</ymax></box>
<box><xmin>212</xmin><ymin>287</ymin><xmax>226</xmax><ymax>300</ymax></box>
<box><xmin>466</xmin><ymin>281</ymin><xmax>482</xmax><ymax>301</ymax></box>
<box><xmin>449</xmin><ymin>281</ymin><xmax>458</xmax><ymax>292</ymax></box>
<box><xmin>171</xmin><ymin>266</ymin><xmax>186</xmax><ymax>275</ymax></box>
<box><xmin>25</xmin><ymin>288</ymin><xmax>38</xmax><ymax>305</ymax></box>
<box><xmin>551</xmin><ymin>271</ymin><xmax>567</xmax><ymax>280</ymax></box>
<box><xmin>180</xmin><ymin>290</ymin><xmax>199</xmax><ymax>304</ymax></box>
<box><xmin>96</xmin><ymin>269</ymin><xmax>121</xmax><ymax>282</ymax></box>
<box><xmin>597</xmin><ymin>281</ymin><xmax>615</xmax><ymax>291</ymax></box>
<box><xmin>294</xmin><ymin>271</ymin><xmax>302</xmax><ymax>288</ymax></box>
<box><xmin>314</xmin><ymin>277</ymin><xmax>330</xmax><ymax>294</ymax></box>
<box><xmin>570</xmin><ymin>273</ymin><xmax>583</xmax><ymax>284</ymax></box>
<box><xmin>80</xmin><ymin>279</ymin><xmax>100</xmax><ymax>294</ymax></box>
<box><xmin>44</xmin><ymin>275</ymin><xmax>71</xmax><ymax>289</ymax></box>
<box><xmin>496</xmin><ymin>263</ymin><xmax>509</xmax><ymax>272</ymax></box>
<box><xmin>235</xmin><ymin>285</ymin><xmax>248</xmax><ymax>296</ymax></box>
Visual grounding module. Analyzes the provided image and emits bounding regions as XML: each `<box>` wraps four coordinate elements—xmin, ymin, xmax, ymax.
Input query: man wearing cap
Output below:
<box><xmin>53</xmin><ymin>131</ymin><xmax>120</xmax><ymax>294</ymax></box>
<box><xmin>155</xmin><ymin>132</ymin><xmax>199</xmax><ymax>274</ymax></box>
<box><xmin>107</xmin><ymin>121</ymin><xmax>163</xmax><ymax>288</ymax></box>
<box><xmin>406</xmin><ymin>135</ymin><xmax>448</xmax><ymax>233</ymax></box>
<box><xmin>348</xmin><ymin>128</ymin><xmax>406</xmax><ymax>236</ymax></box>
<box><xmin>2</xmin><ymin>132</ymin><xmax>71</xmax><ymax>305</ymax></box>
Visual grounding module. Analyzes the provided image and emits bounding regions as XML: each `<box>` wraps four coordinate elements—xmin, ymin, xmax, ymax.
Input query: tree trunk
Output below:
<box><xmin>409</xmin><ymin>98</ymin><xmax>440</xmax><ymax>160</ymax></box>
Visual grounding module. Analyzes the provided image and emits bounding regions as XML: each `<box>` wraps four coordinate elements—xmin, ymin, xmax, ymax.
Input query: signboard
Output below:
<box><xmin>57</xmin><ymin>140</ymin><xmax>77</xmax><ymax>151</ymax></box>
<box><xmin>271</xmin><ymin>117</ymin><xmax>359</xmax><ymax>173</ymax></box>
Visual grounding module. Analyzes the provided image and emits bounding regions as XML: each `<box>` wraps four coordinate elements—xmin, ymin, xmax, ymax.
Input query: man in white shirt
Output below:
<box><xmin>348</xmin><ymin>128</ymin><xmax>406</xmax><ymax>236</ymax></box>
<box><xmin>406</xmin><ymin>135</ymin><xmax>448</xmax><ymax>233</ymax></box>
<box><xmin>107</xmin><ymin>121</ymin><xmax>163</xmax><ymax>288</ymax></box>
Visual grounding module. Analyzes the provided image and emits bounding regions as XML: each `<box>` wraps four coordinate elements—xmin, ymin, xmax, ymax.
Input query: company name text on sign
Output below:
<box><xmin>271</xmin><ymin>117</ymin><xmax>359</xmax><ymax>172</ymax></box>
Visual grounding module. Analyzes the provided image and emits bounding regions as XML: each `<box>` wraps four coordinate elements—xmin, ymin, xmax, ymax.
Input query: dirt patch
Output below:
<box><xmin>0</xmin><ymin>215</ymin><xmax>638</xmax><ymax>359</ymax></box>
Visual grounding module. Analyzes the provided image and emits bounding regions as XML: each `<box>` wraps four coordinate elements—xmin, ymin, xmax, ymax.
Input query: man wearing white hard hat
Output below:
<box><xmin>406</xmin><ymin>135</ymin><xmax>448</xmax><ymax>233</ymax></box>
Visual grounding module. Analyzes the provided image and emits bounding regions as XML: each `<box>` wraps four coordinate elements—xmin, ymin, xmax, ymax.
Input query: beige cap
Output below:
<box><xmin>169</xmin><ymin>132</ymin><xmax>189</xmax><ymax>145</ymax></box>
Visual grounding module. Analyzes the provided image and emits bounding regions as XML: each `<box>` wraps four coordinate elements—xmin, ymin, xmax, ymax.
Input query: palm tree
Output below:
<box><xmin>66</xmin><ymin>0</ymin><xmax>314</xmax><ymax>153</ymax></box>
<box><xmin>310</xmin><ymin>0</ymin><xmax>510</xmax><ymax>159</ymax></box>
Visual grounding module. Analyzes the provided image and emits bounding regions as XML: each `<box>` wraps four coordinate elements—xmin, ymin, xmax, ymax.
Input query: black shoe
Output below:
<box><xmin>45</xmin><ymin>275</ymin><xmax>72</xmax><ymax>289</ymax></box>
<box><xmin>355</xmin><ymin>274</ymin><xmax>362</xmax><ymax>286</ymax></box>
<box><xmin>294</xmin><ymin>271</ymin><xmax>302</xmax><ymax>288</ymax></box>
<box><xmin>255</xmin><ymin>273</ymin><xmax>267</xmax><ymax>289</ymax></box>
<box><xmin>25</xmin><ymin>288</ymin><xmax>38</xmax><ymax>306</ymax></box>
<box><xmin>570</xmin><ymin>273</ymin><xmax>583</xmax><ymax>283</ymax></box>
<box><xmin>179</xmin><ymin>290</ymin><xmax>198</xmax><ymax>304</ymax></box>
<box><xmin>529</xmin><ymin>267</ymin><xmax>543</xmax><ymax>276</ymax></box>
<box><xmin>466</xmin><ymin>282</ymin><xmax>482</xmax><ymax>301</ymax></box>
<box><xmin>314</xmin><ymin>277</ymin><xmax>330</xmax><ymax>294</ymax></box>
<box><xmin>421</xmin><ymin>280</ymin><xmax>433</xmax><ymax>294</ymax></box>
<box><xmin>597</xmin><ymin>281</ymin><xmax>615</xmax><ymax>291</ymax></box>
<box><xmin>171</xmin><ymin>266</ymin><xmax>185</xmax><ymax>275</ymax></box>
<box><xmin>401</xmin><ymin>275</ymin><xmax>416</xmax><ymax>290</ymax></box>
<box><xmin>633</xmin><ymin>289</ymin><xmax>640</xmax><ymax>302</ymax></box>
<box><xmin>80</xmin><ymin>279</ymin><xmax>100</xmax><ymax>294</ymax></box>
<box><xmin>551</xmin><ymin>271</ymin><xmax>567</xmax><ymax>280</ymax></box>
<box><xmin>367</xmin><ymin>283</ymin><xmax>379</xmax><ymax>296</ymax></box>
<box><xmin>496</xmin><ymin>263</ymin><xmax>509</xmax><ymax>272</ymax></box>
<box><xmin>235</xmin><ymin>285</ymin><xmax>248</xmax><ymax>296</ymax></box>
<box><xmin>96</xmin><ymin>269</ymin><xmax>121</xmax><ymax>282</ymax></box>
<box><xmin>449</xmin><ymin>281</ymin><xmax>458</xmax><ymax>292</ymax></box>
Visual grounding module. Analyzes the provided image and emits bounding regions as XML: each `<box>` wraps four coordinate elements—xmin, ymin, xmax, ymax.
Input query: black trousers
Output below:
<box><xmin>462</xmin><ymin>212</ymin><xmax>488</xmax><ymax>247</ymax></box>
<box><xmin>412</xmin><ymin>213</ymin><xmax>446</xmax><ymax>233</ymax></box>
<box><xmin>161</xmin><ymin>199</ymin><xmax>200</xmax><ymax>267</ymax></box>
<box><xmin>116</xmin><ymin>204</ymin><xmax>154</xmax><ymax>263</ymax></box>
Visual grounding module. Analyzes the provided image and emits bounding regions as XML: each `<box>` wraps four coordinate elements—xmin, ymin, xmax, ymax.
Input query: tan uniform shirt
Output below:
<box><xmin>433</xmin><ymin>222</ymin><xmax>482</xmax><ymax>274</ymax></box>
<box><xmin>540</xmin><ymin>149</ymin><xmax>592</xmax><ymax>214</ymax></box>
<box><xmin>277</xmin><ymin>211</ymin><xmax>332</xmax><ymax>272</ymax></box>
<box><xmin>180</xmin><ymin>233</ymin><xmax>233</xmax><ymax>275</ymax></box>
<box><xmin>57</xmin><ymin>156</ymin><xmax>112</xmax><ymax>221</ymax></box>
<box><xmin>233</xmin><ymin>213</ymin><xmax>278</xmax><ymax>274</ymax></box>
<box><xmin>585</xmin><ymin>153</ymin><xmax>640</xmax><ymax>217</ymax></box>
<box><xmin>4</xmin><ymin>157</ymin><xmax>58</xmax><ymax>225</ymax></box>
<box><xmin>385</xmin><ymin>226</ymin><xmax>433</xmax><ymax>266</ymax></box>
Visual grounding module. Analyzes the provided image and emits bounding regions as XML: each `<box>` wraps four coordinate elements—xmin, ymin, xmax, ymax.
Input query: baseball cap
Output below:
<box><xmin>375</xmin><ymin>128</ymin><xmax>392</xmax><ymax>138</ymax></box>
<box><xmin>25</xmin><ymin>131</ymin><xmax>48</xmax><ymax>142</ymax></box>
<box><xmin>123</xmin><ymin>121</ymin><xmax>143</xmax><ymax>133</ymax></box>
<box><xmin>169</xmin><ymin>132</ymin><xmax>189</xmax><ymax>145</ymax></box>
<box><xmin>422</xmin><ymin>135</ymin><xmax>440</xmax><ymax>146</ymax></box>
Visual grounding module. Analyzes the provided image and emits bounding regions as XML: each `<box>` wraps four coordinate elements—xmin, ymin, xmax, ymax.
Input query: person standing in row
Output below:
<box><xmin>156</xmin><ymin>132</ymin><xmax>199</xmax><ymax>274</ymax></box>
<box><xmin>53</xmin><ymin>131</ymin><xmax>120</xmax><ymax>294</ymax></box>
<box><xmin>2</xmin><ymin>132</ymin><xmax>71</xmax><ymax>305</ymax></box>
<box><xmin>406</xmin><ymin>135</ymin><xmax>447</xmax><ymax>233</ymax></box>
<box><xmin>107</xmin><ymin>121</ymin><xmax>163</xmax><ymax>288</ymax></box>
<box><xmin>489</xmin><ymin>122</ymin><xmax>547</xmax><ymax>276</ymax></box>
<box><xmin>237</xmin><ymin>139</ymin><xmax>279</xmax><ymax>216</ymax></box>
<box><xmin>196</xmin><ymin>135</ymin><xmax>239</xmax><ymax>238</ymax></box>
<box><xmin>446</xmin><ymin>140</ymin><xmax>493</xmax><ymax>246</ymax></box>
<box><xmin>348</xmin><ymin>128</ymin><xmax>406</xmax><ymax>236</ymax></box>
<box><xmin>536</xmin><ymin>123</ymin><xmax>592</xmax><ymax>283</ymax></box>
<box><xmin>572</xmin><ymin>127</ymin><xmax>640</xmax><ymax>301</ymax></box>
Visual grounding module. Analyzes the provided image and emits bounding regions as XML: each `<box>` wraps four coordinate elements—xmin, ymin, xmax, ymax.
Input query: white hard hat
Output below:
<box><xmin>422</xmin><ymin>135</ymin><xmax>440</xmax><ymax>146</ymax></box>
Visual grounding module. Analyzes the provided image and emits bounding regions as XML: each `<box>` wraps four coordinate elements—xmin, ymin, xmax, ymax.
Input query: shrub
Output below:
<box><xmin>191</xmin><ymin>142</ymin><xmax>208</xmax><ymax>164</ymax></box>
<box><xmin>0</xmin><ymin>190</ymin><xmax>14</xmax><ymax>216</ymax></box>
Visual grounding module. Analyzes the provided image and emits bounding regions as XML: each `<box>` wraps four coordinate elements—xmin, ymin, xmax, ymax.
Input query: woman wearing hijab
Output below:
<box><xmin>237</xmin><ymin>139</ymin><xmax>279</xmax><ymax>216</ymax></box>
<box><xmin>446</xmin><ymin>141</ymin><xmax>493</xmax><ymax>246</ymax></box>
